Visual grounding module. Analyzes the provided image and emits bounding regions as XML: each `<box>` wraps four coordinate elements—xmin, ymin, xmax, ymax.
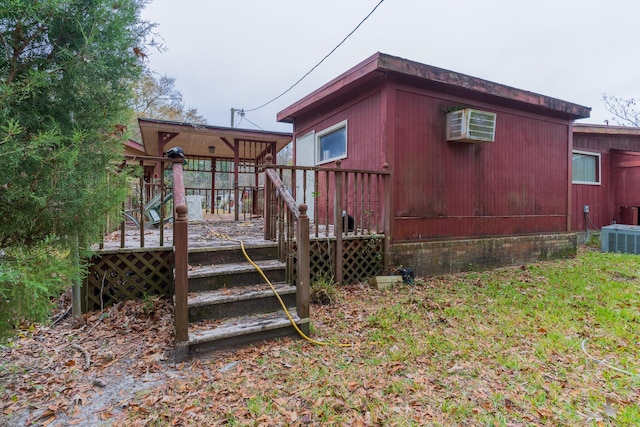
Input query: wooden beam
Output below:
<box><xmin>157</xmin><ymin>131</ymin><xmax>179</xmax><ymax>155</ymax></box>
<box><xmin>220</xmin><ymin>136</ymin><xmax>235</xmax><ymax>151</ymax></box>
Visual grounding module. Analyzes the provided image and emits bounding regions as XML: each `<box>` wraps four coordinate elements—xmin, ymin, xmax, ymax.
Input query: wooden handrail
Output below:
<box><xmin>265</xmin><ymin>168</ymin><xmax>299</xmax><ymax>219</ymax></box>
<box><xmin>263</xmin><ymin>154</ymin><xmax>310</xmax><ymax>320</ymax></box>
<box><xmin>124</xmin><ymin>155</ymin><xmax>185</xmax><ymax>163</ymax></box>
<box><xmin>261</xmin><ymin>162</ymin><xmax>392</xmax><ymax>175</ymax></box>
<box><xmin>173</xmin><ymin>204</ymin><xmax>189</xmax><ymax>362</ymax></box>
<box><xmin>262</xmin><ymin>153</ymin><xmax>392</xmax><ymax>287</ymax></box>
<box><xmin>171</xmin><ymin>157</ymin><xmax>189</xmax><ymax>361</ymax></box>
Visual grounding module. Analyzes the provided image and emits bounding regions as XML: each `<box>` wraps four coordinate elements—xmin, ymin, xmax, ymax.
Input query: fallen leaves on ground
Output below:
<box><xmin>1</xmin><ymin>295</ymin><xmax>174</xmax><ymax>426</ymax></box>
<box><xmin>2</xmin><ymin>253</ymin><xmax>639</xmax><ymax>426</ymax></box>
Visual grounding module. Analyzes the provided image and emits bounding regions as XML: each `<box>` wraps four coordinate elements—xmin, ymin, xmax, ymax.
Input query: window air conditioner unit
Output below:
<box><xmin>446</xmin><ymin>108</ymin><xmax>496</xmax><ymax>143</ymax></box>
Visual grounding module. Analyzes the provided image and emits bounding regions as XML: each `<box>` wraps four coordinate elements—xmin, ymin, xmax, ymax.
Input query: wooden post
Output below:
<box><xmin>172</xmin><ymin>160</ymin><xmax>186</xmax><ymax>216</ymax></box>
<box><xmin>71</xmin><ymin>233</ymin><xmax>82</xmax><ymax>317</ymax></box>
<box><xmin>264</xmin><ymin>154</ymin><xmax>273</xmax><ymax>240</ymax></box>
<box><xmin>296</xmin><ymin>203</ymin><xmax>310</xmax><ymax>320</ymax></box>
<box><xmin>174</xmin><ymin>204</ymin><xmax>189</xmax><ymax>362</ymax></box>
<box><xmin>120</xmin><ymin>202</ymin><xmax>126</xmax><ymax>248</ymax></box>
<box><xmin>234</xmin><ymin>141</ymin><xmax>240</xmax><ymax>221</ymax></box>
<box><xmin>334</xmin><ymin>160</ymin><xmax>343</xmax><ymax>286</ymax></box>
<box><xmin>138</xmin><ymin>160</ymin><xmax>145</xmax><ymax>247</ymax></box>
<box><xmin>159</xmin><ymin>160</ymin><xmax>165</xmax><ymax>247</ymax></box>
<box><xmin>211</xmin><ymin>156</ymin><xmax>216</xmax><ymax>215</ymax></box>
<box><xmin>382</xmin><ymin>163</ymin><xmax>391</xmax><ymax>272</ymax></box>
<box><xmin>171</xmin><ymin>156</ymin><xmax>189</xmax><ymax>361</ymax></box>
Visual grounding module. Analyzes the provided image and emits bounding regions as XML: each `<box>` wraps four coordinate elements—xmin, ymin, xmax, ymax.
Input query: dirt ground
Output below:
<box><xmin>1</xmin><ymin>217</ymin><xmax>270</xmax><ymax>427</ymax></box>
<box><xmin>0</xmin><ymin>215</ymin><xmax>296</xmax><ymax>427</ymax></box>
<box><xmin>0</xmin><ymin>293</ymin><xmax>178</xmax><ymax>426</ymax></box>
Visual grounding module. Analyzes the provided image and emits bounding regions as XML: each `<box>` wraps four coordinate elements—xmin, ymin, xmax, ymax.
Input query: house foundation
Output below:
<box><xmin>391</xmin><ymin>233</ymin><xmax>577</xmax><ymax>277</ymax></box>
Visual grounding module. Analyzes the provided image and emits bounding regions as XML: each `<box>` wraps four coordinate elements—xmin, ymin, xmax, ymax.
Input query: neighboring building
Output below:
<box><xmin>123</xmin><ymin>139</ymin><xmax>146</xmax><ymax>157</ymax></box>
<box><xmin>278</xmin><ymin>52</ymin><xmax>592</xmax><ymax>276</ymax></box>
<box><xmin>572</xmin><ymin>124</ymin><xmax>640</xmax><ymax>231</ymax></box>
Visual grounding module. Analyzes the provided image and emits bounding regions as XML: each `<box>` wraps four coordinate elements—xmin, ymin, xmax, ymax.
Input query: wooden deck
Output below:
<box><xmin>99</xmin><ymin>214</ymin><xmax>269</xmax><ymax>250</ymax></box>
<box><xmin>98</xmin><ymin>213</ymin><xmax>349</xmax><ymax>251</ymax></box>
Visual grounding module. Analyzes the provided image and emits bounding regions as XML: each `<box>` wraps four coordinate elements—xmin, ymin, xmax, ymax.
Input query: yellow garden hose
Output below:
<box><xmin>205</xmin><ymin>227</ymin><xmax>352</xmax><ymax>348</ymax></box>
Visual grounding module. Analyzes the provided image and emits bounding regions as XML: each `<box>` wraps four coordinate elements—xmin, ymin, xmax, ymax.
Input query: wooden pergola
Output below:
<box><xmin>136</xmin><ymin>118</ymin><xmax>292</xmax><ymax>220</ymax></box>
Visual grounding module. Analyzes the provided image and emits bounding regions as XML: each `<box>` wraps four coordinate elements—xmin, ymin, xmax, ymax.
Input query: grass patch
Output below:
<box><xmin>310</xmin><ymin>273</ymin><xmax>338</xmax><ymax>305</ymax></box>
<box><xmin>147</xmin><ymin>250</ymin><xmax>640</xmax><ymax>424</ymax></box>
<box><xmin>13</xmin><ymin>249</ymin><xmax>639</xmax><ymax>426</ymax></box>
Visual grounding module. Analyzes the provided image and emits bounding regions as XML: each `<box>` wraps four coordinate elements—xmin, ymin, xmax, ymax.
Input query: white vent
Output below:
<box><xmin>601</xmin><ymin>224</ymin><xmax>640</xmax><ymax>254</ymax></box>
<box><xmin>446</xmin><ymin>108</ymin><xmax>496</xmax><ymax>143</ymax></box>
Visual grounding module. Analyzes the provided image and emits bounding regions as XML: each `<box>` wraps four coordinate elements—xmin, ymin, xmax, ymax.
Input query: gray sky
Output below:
<box><xmin>142</xmin><ymin>0</ymin><xmax>639</xmax><ymax>132</ymax></box>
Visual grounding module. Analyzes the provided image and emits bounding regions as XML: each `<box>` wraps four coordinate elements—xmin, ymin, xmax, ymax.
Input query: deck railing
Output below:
<box><xmin>110</xmin><ymin>156</ymin><xmax>264</xmax><ymax>249</ymax></box>
<box><xmin>262</xmin><ymin>154</ymin><xmax>391</xmax><ymax>286</ymax></box>
<box><xmin>263</xmin><ymin>155</ymin><xmax>310</xmax><ymax>320</ymax></box>
<box><xmin>105</xmin><ymin>155</ymin><xmax>184</xmax><ymax>249</ymax></box>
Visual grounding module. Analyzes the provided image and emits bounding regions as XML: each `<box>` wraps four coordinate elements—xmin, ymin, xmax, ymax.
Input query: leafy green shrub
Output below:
<box><xmin>0</xmin><ymin>241</ymin><xmax>79</xmax><ymax>339</ymax></box>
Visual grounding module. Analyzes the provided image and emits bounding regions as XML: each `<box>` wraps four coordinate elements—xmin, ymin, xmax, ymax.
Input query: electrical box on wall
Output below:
<box><xmin>446</xmin><ymin>108</ymin><xmax>496</xmax><ymax>143</ymax></box>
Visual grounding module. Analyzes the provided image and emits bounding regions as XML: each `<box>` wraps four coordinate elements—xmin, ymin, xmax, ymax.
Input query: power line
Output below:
<box><xmin>242</xmin><ymin>114</ymin><xmax>264</xmax><ymax>130</ymax></box>
<box><xmin>230</xmin><ymin>108</ymin><xmax>264</xmax><ymax>130</ymax></box>
<box><xmin>241</xmin><ymin>0</ymin><xmax>384</xmax><ymax>113</ymax></box>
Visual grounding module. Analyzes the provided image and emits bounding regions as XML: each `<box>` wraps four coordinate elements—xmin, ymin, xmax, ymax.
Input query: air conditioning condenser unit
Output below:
<box><xmin>601</xmin><ymin>224</ymin><xmax>640</xmax><ymax>254</ymax></box>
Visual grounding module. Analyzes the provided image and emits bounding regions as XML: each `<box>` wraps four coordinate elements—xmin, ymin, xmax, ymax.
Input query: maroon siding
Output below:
<box><xmin>391</xmin><ymin>87</ymin><xmax>570</xmax><ymax>242</ymax></box>
<box><xmin>293</xmin><ymin>88</ymin><xmax>384</xmax><ymax>170</ymax></box>
<box><xmin>572</xmin><ymin>131</ymin><xmax>640</xmax><ymax>229</ymax></box>
<box><xmin>292</xmin><ymin>88</ymin><xmax>386</xmax><ymax>224</ymax></box>
<box><xmin>571</xmin><ymin>152</ymin><xmax>613</xmax><ymax>231</ymax></box>
<box><xmin>613</xmin><ymin>151</ymin><xmax>640</xmax><ymax>209</ymax></box>
<box><xmin>283</xmin><ymin>54</ymin><xmax>590</xmax><ymax>244</ymax></box>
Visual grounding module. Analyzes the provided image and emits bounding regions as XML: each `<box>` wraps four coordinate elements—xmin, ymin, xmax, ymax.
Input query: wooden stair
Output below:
<box><xmin>184</xmin><ymin>242</ymin><xmax>310</xmax><ymax>356</ymax></box>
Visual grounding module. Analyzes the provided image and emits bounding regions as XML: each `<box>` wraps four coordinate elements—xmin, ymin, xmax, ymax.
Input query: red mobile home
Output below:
<box><xmin>278</xmin><ymin>52</ymin><xmax>591</xmax><ymax>276</ymax></box>
<box><xmin>572</xmin><ymin>124</ymin><xmax>640</xmax><ymax>232</ymax></box>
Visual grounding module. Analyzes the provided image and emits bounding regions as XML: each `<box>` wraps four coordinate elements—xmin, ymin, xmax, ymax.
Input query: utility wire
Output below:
<box><xmin>241</xmin><ymin>114</ymin><xmax>264</xmax><ymax>130</ymax></box>
<box><xmin>241</xmin><ymin>0</ymin><xmax>384</xmax><ymax>113</ymax></box>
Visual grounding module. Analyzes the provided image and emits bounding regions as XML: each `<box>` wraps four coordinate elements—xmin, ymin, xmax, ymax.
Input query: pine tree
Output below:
<box><xmin>0</xmin><ymin>0</ymin><xmax>155</xmax><ymax>335</ymax></box>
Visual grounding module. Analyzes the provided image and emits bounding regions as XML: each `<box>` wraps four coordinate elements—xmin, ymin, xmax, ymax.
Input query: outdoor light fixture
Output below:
<box><xmin>208</xmin><ymin>146</ymin><xmax>215</xmax><ymax>154</ymax></box>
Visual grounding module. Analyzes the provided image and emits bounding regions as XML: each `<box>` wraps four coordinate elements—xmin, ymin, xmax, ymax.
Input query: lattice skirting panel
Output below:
<box><xmin>306</xmin><ymin>235</ymin><xmax>384</xmax><ymax>284</ymax></box>
<box><xmin>83</xmin><ymin>248</ymin><xmax>173</xmax><ymax>312</ymax></box>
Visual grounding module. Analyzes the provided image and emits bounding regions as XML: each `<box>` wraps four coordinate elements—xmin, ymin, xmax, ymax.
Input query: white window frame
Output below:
<box><xmin>572</xmin><ymin>149</ymin><xmax>601</xmax><ymax>185</ymax></box>
<box><xmin>316</xmin><ymin>120</ymin><xmax>347</xmax><ymax>165</ymax></box>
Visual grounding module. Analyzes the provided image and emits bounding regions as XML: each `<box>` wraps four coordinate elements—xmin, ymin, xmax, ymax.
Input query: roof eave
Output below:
<box><xmin>137</xmin><ymin>117</ymin><xmax>292</xmax><ymax>140</ymax></box>
<box><xmin>573</xmin><ymin>123</ymin><xmax>640</xmax><ymax>136</ymax></box>
<box><xmin>277</xmin><ymin>52</ymin><xmax>591</xmax><ymax>123</ymax></box>
<box><xmin>376</xmin><ymin>54</ymin><xmax>590</xmax><ymax>120</ymax></box>
<box><xmin>137</xmin><ymin>117</ymin><xmax>292</xmax><ymax>159</ymax></box>
<box><xmin>277</xmin><ymin>52</ymin><xmax>383</xmax><ymax>123</ymax></box>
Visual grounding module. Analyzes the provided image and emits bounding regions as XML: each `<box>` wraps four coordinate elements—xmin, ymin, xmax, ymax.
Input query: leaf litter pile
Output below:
<box><xmin>2</xmin><ymin>250</ymin><xmax>639</xmax><ymax>426</ymax></box>
<box><xmin>1</xmin><ymin>293</ymin><xmax>175</xmax><ymax>426</ymax></box>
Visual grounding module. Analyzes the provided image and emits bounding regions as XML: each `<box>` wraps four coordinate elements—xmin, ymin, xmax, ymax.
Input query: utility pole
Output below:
<box><xmin>230</xmin><ymin>108</ymin><xmax>234</xmax><ymax>128</ymax></box>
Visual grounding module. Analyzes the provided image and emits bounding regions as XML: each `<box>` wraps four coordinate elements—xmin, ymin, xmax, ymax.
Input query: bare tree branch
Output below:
<box><xmin>603</xmin><ymin>94</ymin><xmax>640</xmax><ymax>127</ymax></box>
